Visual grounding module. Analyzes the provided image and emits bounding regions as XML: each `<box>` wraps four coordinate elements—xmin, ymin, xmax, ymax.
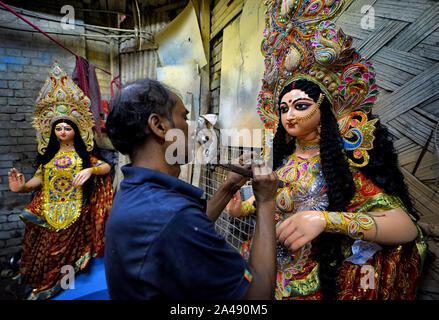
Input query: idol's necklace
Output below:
<box><xmin>60</xmin><ymin>142</ymin><xmax>74</xmax><ymax>151</ymax></box>
<box><xmin>295</xmin><ymin>139</ymin><xmax>320</xmax><ymax>151</ymax></box>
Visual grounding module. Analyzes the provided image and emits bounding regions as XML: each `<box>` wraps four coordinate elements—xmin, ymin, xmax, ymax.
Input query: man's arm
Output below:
<box><xmin>242</xmin><ymin>162</ymin><xmax>278</xmax><ymax>300</ymax></box>
<box><xmin>206</xmin><ymin>154</ymin><xmax>253</xmax><ymax>221</ymax></box>
<box><xmin>206</xmin><ymin>178</ymin><xmax>241</xmax><ymax>221</ymax></box>
<box><xmin>242</xmin><ymin>201</ymin><xmax>276</xmax><ymax>299</ymax></box>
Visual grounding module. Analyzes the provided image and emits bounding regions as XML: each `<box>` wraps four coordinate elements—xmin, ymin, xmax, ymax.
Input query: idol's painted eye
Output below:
<box><xmin>55</xmin><ymin>126</ymin><xmax>72</xmax><ymax>132</ymax></box>
<box><xmin>295</xmin><ymin>103</ymin><xmax>311</xmax><ymax>111</ymax></box>
<box><xmin>279</xmin><ymin>105</ymin><xmax>289</xmax><ymax>114</ymax></box>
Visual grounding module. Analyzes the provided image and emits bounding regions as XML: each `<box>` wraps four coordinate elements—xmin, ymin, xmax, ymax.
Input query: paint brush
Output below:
<box><xmin>216</xmin><ymin>163</ymin><xmax>284</xmax><ymax>188</ymax></box>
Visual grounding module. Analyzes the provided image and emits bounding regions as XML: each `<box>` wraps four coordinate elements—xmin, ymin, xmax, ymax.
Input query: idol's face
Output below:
<box><xmin>279</xmin><ymin>89</ymin><xmax>321</xmax><ymax>140</ymax></box>
<box><xmin>54</xmin><ymin>122</ymin><xmax>75</xmax><ymax>144</ymax></box>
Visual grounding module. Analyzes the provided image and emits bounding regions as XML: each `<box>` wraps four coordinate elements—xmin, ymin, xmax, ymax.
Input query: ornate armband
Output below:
<box><xmin>322</xmin><ymin>211</ymin><xmax>376</xmax><ymax>240</ymax></box>
<box><xmin>22</xmin><ymin>183</ymin><xmax>33</xmax><ymax>193</ymax></box>
<box><xmin>34</xmin><ymin>168</ymin><xmax>42</xmax><ymax>179</ymax></box>
<box><xmin>91</xmin><ymin>166</ymin><xmax>101</xmax><ymax>175</ymax></box>
<box><xmin>241</xmin><ymin>200</ymin><xmax>256</xmax><ymax>217</ymax></box>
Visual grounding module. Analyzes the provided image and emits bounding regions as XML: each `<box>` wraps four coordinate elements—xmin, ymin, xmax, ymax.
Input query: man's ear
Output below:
<box><xmin>147</xmin><ymin>113</ymin><xmax>167</xmax><ymax>139</ymax></box>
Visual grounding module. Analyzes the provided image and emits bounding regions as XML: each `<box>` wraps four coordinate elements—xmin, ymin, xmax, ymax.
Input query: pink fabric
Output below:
<box><xmin>0</xmin><ymin>0</ymin><xmax>112</xmax><ymax>77</ymax></box>
<box><xmin>73</xmin><ymin>57</ymin><xmax>103</xmax><ymax>137</ymax></box>
<box><xmin>110</xmin><ymin>76</ymin><xmax>122</xmax><ymax>98</ymax></box>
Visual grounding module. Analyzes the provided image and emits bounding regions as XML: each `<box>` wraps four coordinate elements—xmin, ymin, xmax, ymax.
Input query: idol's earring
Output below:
<box><xmin>317</xmin><ymin>123</ymin><xmax>321</xmax><ymax>136</ymax></box>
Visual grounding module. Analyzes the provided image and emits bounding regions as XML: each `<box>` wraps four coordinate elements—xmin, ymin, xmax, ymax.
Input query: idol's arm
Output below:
<box><xmin>277</xmin><ymin>208</ymin><xmax>419</xmax><ymax>252</ymax></box>
<box><xmin>321</xmin><ymin>208</ymin><xmax>419</xmax><ymax>245</ymax></box>
<box><xmin>91</xmin><ymin>162</ymin><xmax>111</xmax><ymax>175</ymax></box>
<box><xmin>73</xmin><ymin>162</ymin><xmax>111</xmax><ymax>187</ymax></box>
<box><xmin>8</xmin><ymin>168</ymin><xmax>42</xmax><ymax>193</ymax></box>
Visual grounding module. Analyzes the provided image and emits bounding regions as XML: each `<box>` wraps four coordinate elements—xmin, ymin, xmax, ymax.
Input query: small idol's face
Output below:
<box><xmin>280</xmin><ymin>89</ymin><xmax>321</xmax><ymax>140</ymax></box>
<box><xmin>54</xmin><ymin>122</ymin><xmax>75</xmax><ymax>144</ymax></box>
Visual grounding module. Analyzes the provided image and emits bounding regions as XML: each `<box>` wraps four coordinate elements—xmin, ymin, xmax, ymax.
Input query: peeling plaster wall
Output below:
<box><xmin>217</xmin><ymin>0</ymin><xmax>266</xmax><ymax>147</ymax></box>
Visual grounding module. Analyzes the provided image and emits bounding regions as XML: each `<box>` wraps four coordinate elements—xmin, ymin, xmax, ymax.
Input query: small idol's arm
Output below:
<box><xmin>227</xmin><ymin>194</ymin><xmax>256</xmax><ymax>218</ymax></box>
<box><xmin>72</xmin><ymin>162</ymin><xmax>111</xmax><ymax>187</ymax></box>
<box><xmin>8</xmin><ymin>168</ymin><xmax>42</xmax><ymax>193</ymax></box>
<box><xmin>206</xmin><ymin>177</ymin><xmax>242</xmax><ymax>222</ymax></box>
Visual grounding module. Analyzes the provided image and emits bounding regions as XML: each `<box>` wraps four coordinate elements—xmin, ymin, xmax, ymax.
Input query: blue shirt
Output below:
<box><xmin>105</xmin><ymin>165</ymin><xmax>252</xmax><ymax>300</ymax></box>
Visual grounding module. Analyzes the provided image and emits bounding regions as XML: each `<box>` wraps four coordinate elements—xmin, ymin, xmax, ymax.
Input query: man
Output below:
<box><xmin>105</xmin><ymin>78</ymin><xmax>278</xmax><ymax>299</ymax></box>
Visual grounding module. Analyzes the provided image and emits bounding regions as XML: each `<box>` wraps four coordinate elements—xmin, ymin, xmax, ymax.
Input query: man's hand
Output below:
<box><xmin>207</xmin><ymin>152</ymin><xmax>265</xmax><ymax>221</ymax></box>
<box><xmin>251</xmin><ymin>160</ymin><xmax>279</xmax><ymax>204</ymax></box>
<box><xmin>224</xmin><ymin>151</ymin><xmax>255</xmax><ymax>189</ymax></box>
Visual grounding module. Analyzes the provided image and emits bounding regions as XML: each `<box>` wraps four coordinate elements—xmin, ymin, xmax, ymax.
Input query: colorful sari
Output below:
<box><xmin>240</xmin><ymin>153</ymin><xmax>426</xmax><ymax>300</ymax></box>
<box><xmin>19</xmin><ymin>153</ymin><xmax>113</xmax><ymax>300</ymax></box>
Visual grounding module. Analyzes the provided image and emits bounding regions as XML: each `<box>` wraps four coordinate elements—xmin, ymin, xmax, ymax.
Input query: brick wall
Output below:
<box><xmin>0</xmin><ymin>2</ymin><xmax>113</xmax><ymax>263</ymax></box>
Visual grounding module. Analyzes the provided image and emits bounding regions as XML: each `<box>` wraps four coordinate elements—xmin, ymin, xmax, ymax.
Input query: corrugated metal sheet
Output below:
<box><xmin>119</xmin><ymin>11</ymin><xmax>170</xmax><ymax>82</ymax></box>
<box><xmin>120</xmin><ymin>50</ymin><xmax>160</xmax><ymax>82</ymax></box>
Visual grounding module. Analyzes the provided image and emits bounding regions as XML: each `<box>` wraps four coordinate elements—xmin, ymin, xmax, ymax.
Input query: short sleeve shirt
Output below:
<box><xmin>105</xmin><ymin>166</ymin><xmax>252</xmax><ymax>300</ymax></box>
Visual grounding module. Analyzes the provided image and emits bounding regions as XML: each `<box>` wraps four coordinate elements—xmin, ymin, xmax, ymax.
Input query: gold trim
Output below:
<box><xmin>26</xmin><ymin>251</ymin><xmax>95</xmax><ymax>300</ymax></box>
<box><xmin>276</xmin><ymin>264</ymin><xmax>320</xmax><ymax>299</ymax></box>
<box><xmin>33</xmin><ymin>62</ymin><xmax>95</xmax><ymax>155</ymax></box>
<box><xmin>42</xmin><ymin>150</ymin><xmax>83</xmax><ymax>231</ymax></box>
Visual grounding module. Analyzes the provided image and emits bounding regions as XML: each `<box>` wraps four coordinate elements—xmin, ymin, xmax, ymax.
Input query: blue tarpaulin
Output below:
<box><xmin>51</xmin><ymin>257</ymin><xmax>109</xmax><ymax>300</ymax></box>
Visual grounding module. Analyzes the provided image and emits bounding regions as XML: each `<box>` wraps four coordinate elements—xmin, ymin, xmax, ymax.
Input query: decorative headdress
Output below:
<box><xmin>258</xmin><ymin>0</ymin><xmax>378</xmax><ymax>167</ymax></box>
<box><xmin>33</xmin><ymin>62</ymin><xmax>95</xmax><ymax>154</ymax></box>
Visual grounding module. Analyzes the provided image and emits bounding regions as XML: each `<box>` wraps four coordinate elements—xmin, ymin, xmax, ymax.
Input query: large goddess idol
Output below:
<box><xmin>227</xmin><ymin>0</ymin><xmax>426</xmax><ymax>299</ymax></box>
<box><xmin>8</xmin><ymin>62</ymin><xmax>113</xmax><ymax>299</ymax></box>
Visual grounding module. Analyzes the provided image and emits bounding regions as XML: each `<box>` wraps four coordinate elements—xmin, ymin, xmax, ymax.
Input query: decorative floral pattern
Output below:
<box><xmin>43</xmin><ymin>151</ymin><xmax>83</xmax><ymax>231</ymax></box>
<box><xmin>241</xmin><ymin>155</ymin><xmax>425</xmax><ymax>300</ymax></box>
<box><xmin>323</xmin><ymin>210</ymin><xmax>375</xmax><ymax>239</ymax></box>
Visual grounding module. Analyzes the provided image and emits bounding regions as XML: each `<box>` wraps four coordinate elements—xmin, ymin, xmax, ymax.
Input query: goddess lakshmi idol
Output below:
<box><xmin>226</xmin><ymin>0</ymin><xmax>427</xmax><ymax>299</ymax></box>
<box><xmin>8</xmin><ymin>62</ymin><xmax>113</xmax><ymax>299</ymax></box>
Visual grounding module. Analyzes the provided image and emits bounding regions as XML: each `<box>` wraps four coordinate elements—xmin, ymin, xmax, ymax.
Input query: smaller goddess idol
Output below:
<box><xmin>8</xmin><ymin>62</ymin><xmax>113</xmax><ymax>300</ymax></box>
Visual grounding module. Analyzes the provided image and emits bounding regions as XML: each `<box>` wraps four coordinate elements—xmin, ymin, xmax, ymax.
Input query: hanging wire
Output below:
<box><xmin>134</xmin><ymin>0</ymin><xmax>143</xmax><ymax>51</ymax></box>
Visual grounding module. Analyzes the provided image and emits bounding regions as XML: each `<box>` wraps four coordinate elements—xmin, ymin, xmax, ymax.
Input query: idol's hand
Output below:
<box><xmin>276</xmin><ymin>211</ymin><xmax>326</xmax><ymax>252</ymax></box>
<box><xmin>73</xmin><ymin>168</ymin><xmax>93</xmax><ymax>187</ymax></box>
<box><xmin>8</xmin><ymin>168</ymin><xmax>25</xmax><ymax>192</ymax></box>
